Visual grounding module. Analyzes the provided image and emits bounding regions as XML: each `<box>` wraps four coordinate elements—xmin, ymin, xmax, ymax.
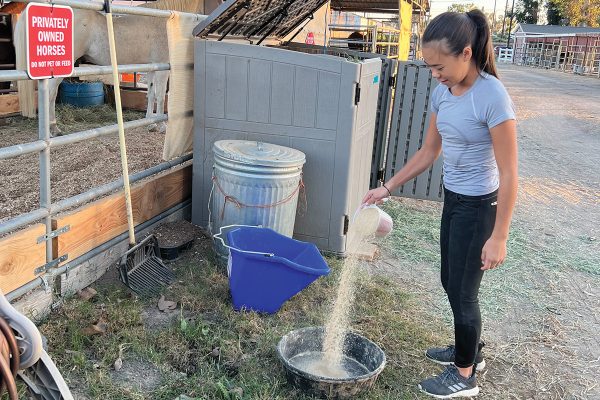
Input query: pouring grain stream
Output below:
<box><xmin>289</xmin><ymin>206</ymin><xmax>389</xmax><ymax>378</ymax></box>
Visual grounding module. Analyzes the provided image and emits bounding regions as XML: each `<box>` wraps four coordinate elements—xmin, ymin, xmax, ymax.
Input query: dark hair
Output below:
<box><xmin>422</xmin><ymin>10</ymin><xmax>498</xmax><ymax>78</ymax></box>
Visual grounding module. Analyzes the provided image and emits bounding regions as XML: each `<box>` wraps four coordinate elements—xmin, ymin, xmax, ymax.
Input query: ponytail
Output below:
<box><xmin>423</xmin><ymin>10</ymin><xmax>498</xmax><ymax>78</ymax></box>
<box><xmin>466</xmin><ymin>10</ymin><xmax>498</xmax><ymax>78</ymax></box>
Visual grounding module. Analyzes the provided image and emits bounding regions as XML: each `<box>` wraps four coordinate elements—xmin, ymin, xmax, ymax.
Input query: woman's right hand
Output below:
<box><xmin>362</xmin><ymin>186</ymin><xmax>390</xmax><ymax>205</ymax></box>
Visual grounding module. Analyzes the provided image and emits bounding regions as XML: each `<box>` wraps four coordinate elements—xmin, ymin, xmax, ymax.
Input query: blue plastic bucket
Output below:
<box><xmin>224</xmin><ymin>226</ymin><xmax>330</xmax><ymax>313</ymax></box>
<box><xmin>58</xmin><ymin>81</ymin><xmax>105</xmax><ymax>106</ymax></box>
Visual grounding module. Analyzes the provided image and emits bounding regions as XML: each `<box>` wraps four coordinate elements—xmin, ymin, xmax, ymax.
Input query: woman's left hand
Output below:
<box><xmin>481</xmin><ymin>237</ymin><xmax>507</xmax><ymax>270</ymax></box>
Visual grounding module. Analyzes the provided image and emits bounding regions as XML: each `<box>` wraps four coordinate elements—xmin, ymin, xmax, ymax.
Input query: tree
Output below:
<box><xmin>515</xmin><ymin>0</ymin><xmax>540</xmax><ymax>23</ymax></box>
<box><xmin>491</xmin><ymin>14</ymin><xmax>507</xmax><ymax>32</ymax></box>
<box><xmin>551</xmin><ymin>0</ymin><xmax>600</xmax><ymax>26</ymax></box>
<box><xmin>447</xmin><ymin>3</ymin><xmax>478</xmax><ymax>12</ymax></box>
<box><xmin>546</xmin><ymin>0</ymin><xmax>565</xmax><ymax>24</ymax></box>
<box><xmin>486</xmin><ymin>12</ymin><xmax>506</xmax><ymax>33</ymax></box>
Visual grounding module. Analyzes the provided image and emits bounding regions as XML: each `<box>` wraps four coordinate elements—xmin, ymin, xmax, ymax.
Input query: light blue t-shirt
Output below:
<box><xmin>430</xmin><ymin>72</ymin><xmax>516</xmax><ymax>196</ymax></box>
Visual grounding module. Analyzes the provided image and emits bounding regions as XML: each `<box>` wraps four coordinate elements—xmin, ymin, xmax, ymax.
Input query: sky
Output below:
<box><xmin>367</xmin><ymin>0</ymin><xmax>527</xmax><ymax>23</ymax></box>
<box><xmin>429</xmin><ymin>0</ymin><xmax>514</xmax><ymax>17</ymax></box>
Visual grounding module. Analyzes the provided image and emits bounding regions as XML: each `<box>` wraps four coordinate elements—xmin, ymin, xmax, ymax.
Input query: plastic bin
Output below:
<box><xmin>221</xmin><ymin>226</ymin><xmax>330</xmax><ymax>313</ymax></box>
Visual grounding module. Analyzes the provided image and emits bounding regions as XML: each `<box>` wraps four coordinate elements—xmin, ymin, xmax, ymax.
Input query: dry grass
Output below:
<box><xmin>36</xmin><ymin>238</ymin><xmax>449</xmax><ymax>399</ymax></box>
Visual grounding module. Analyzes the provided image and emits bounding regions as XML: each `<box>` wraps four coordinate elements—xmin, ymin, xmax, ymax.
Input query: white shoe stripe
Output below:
<box><xmin>458</xmin><ymin>382</ymin><xmax>467</xmax><ymax>389</ymax></box>
<box><xmin>448</xmin><ymin>385</ymin><xmax>458</xmax><ymax>392</ymax></box>
<box><xmin>419</xmin><ymin>385</ymin><xmax>480</xmax><ymax>399</ymax></box>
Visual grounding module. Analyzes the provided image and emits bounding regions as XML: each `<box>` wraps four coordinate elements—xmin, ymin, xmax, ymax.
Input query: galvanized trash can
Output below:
<box><xmin>210</xmin><ymin>140</ymin><xmax>306</xmax><ymax>261</ymax></box>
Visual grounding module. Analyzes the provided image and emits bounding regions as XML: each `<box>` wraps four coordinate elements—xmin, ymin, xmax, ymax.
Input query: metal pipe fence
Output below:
<box><xmin>0</xmin><ymin>63</ymin><xmax>171</xmax><ymax>83</ymax></box>
<box><xmin>327</xmin><ymin>24</ymin><xmax>401</xmax><ymax>59</ymax></box>
<box><xmin>12</xmin><ymin>0</ymin><xmax>189</xmax><ymax>18</ymax></box>
<box><xmin>512</xmin><ymin>34</ymin><xmax>600</xmax><ymax>78</ymax></box>
<box><xmin>0</xmin><ymin>0</ymin><xmax>201</xmax><ymax>298</ymax></box>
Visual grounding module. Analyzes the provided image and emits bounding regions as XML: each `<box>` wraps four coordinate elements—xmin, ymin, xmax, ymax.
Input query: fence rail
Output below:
<box><xmin>0</xmin><ymin>63</ymin><xmax>171</xmax><ymax>83</ymax></box>
<box><xmin>11</xmin><ymin>0</ymin><xmax>191</xmax><ymax>18</ymax></box>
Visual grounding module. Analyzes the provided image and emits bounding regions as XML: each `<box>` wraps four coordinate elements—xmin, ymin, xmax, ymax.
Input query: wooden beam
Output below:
<box><xmin>0</xmin><ymin>224</ymin><xmax>47</xmax><ymax>294</ymax></box>
<box><xmin>0</xmin><ymin>92</ymin><xmax>38</xmax><ymax>117</ymax></box>
<box><xmin>105</xmin><ymin>87</ymin><xmax>168</xmax><ymax>113</ymax></box>
<box><xmin>0</xmin><ymin>94</ymin><xmax>20</xmax><ymax>116</ymax></box>
<box><xmin>12</xmin><ymin>287</ymin><xmax>54</xmax><ymax>323</ymax></box>
<box><xmin>55</xmin><ymin>165</ymin><xmax>192</xmax><ymax>263</ymax></box>
<box><xmin>60</xmin><ymin>204</ymin><xmax>191</xmax><ymax>297</ymax></box>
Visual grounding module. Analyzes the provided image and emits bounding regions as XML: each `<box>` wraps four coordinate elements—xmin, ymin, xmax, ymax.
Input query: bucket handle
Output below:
<box><xmin>213</xmin><ymin>224</ymin><xmax>275</xmax><ymax>258</ymax></box>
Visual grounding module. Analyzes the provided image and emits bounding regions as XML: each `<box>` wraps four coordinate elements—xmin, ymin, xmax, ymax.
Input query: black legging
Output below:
<box><xmin>440</xmin><ymin>188</ymin><xmax>498</xmax><ymax>368</ymax></box>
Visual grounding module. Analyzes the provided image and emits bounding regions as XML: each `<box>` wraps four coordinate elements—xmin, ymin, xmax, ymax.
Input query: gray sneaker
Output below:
<box><xmin>425</xmin><ymin>342</ymin><xmax>486</xmax><ymax>371</ymax></box>
<box><xmin>418</xmin><ymin>364</ymin><xmax>479</xmax><ymax>398</ymax></box>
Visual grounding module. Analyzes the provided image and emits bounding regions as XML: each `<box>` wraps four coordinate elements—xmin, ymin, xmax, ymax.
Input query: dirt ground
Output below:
<box><xmin>373</xmin><ymin>65</ymin><xmax>600</xmax><ymax>399</ymax></box>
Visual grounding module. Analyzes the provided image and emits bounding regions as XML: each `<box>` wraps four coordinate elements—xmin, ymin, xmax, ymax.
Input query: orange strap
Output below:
<box><xmin>212</xmin><ymin>175</ymin><xmax>305</xmax><ymax>220</ymax></box>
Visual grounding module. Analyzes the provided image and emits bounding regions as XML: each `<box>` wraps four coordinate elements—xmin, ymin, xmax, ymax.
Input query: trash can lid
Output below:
<box><xmin>213</xmin><ymin>140</ymin><xmax>306</xmax><ymax>168</ymax></box>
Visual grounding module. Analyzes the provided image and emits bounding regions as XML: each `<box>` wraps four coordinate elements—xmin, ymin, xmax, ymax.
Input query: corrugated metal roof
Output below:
<box><xmin>517</xmin><ymin>24</ymin><xmax>600</xmax><ymax>35</ymax></box>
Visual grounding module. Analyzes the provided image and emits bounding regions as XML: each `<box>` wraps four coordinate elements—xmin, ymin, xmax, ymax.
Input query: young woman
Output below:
<box><xmin>362</xmin><ymin>10</ymin><xmax>518</xmax><ymax>398</ymax></box>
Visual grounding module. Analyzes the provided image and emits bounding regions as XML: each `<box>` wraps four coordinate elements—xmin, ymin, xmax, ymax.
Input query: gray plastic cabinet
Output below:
<box><xmin>192</xmin><ymin>40</ymin><xmax>381</xmax><ymax>255</ymax></box>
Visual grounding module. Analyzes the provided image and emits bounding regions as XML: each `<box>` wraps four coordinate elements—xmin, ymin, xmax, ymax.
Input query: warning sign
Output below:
<box><xmin>305</xmin><ymin>32</ymin><xmax>315</xmax><ymax>45</ymax></box>
<box><xmin>26</xmin><ymin>3</ymin><xmax>73</xmax><ymax>79</ymax></box>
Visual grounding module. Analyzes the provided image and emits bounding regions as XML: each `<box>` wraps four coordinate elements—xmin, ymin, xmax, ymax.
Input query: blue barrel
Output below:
<box><xmin>58</xmin><ymin>81</ymin><xmax>105</xmax><ymax>106</ymax></box>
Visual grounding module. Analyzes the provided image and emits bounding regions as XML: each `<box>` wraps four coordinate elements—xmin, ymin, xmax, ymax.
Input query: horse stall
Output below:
<box><xmin>191</xmin><ymin>0</ymin><xmax>387</xmax><ymax>255</ymax></box>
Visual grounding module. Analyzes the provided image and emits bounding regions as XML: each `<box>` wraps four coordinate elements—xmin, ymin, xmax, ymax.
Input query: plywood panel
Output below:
<box><xmin>0</xmin><ymin>224</ymin><xmax>47</xmax><ymax>294</ymax></box>
<box><xmin>56</xmin><ymin>165</ymin><xmax>192</xmax><ymax>263</ymax></box>
<box><xmin>104</xmin><ymin>88</ymin><xmax>168</xmax><ymax>113</ymax></box>
<box><xmin>0</xmin><ymin>94</ymin><xmax>20</xmax><ymax>116</ymax></box>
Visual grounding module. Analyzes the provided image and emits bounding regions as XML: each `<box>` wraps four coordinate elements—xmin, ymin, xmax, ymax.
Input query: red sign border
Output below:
<box><xmin>25</xmin><ymin>2</ymin><xmax>74</xmax><ymax>80</ymax></box>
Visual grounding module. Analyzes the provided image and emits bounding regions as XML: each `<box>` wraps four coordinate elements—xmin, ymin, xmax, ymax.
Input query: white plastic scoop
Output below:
<box><xmin>352</xmin><ymin>204</ymin><xmax>393</xmax><ymax>238</ymax></box>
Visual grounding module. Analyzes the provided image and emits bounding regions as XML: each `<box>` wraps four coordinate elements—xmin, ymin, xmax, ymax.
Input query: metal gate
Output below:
<box><xmin>373</xmin><ymin>61</ymin><xmax>443</xmax><ymax>202</ymax></box>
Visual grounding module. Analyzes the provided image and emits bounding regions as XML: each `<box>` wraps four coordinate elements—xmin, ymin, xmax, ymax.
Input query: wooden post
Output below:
<box><xmin>556</xmin><ymin>40</ymin><xmax>563</xmax><ymax>70</ymax></box>
<box><xmin>583</xmin><ymin>35</ymin><xmax>590</xmax><ymax>74</ymax></box>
